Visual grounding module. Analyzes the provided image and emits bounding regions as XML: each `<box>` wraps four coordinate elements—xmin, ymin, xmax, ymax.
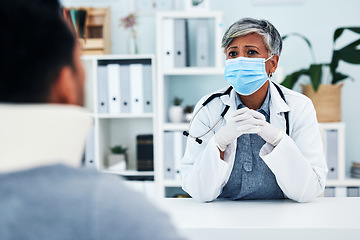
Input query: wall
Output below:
<box><xmin>62</xmin><ymin>0</ymin><xmax>360</xmax><ymax>174</ymax></box>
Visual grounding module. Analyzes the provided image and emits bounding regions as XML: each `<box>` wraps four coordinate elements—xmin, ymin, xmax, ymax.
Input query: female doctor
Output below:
<box><xmin>181</xmin><ymin>18</ymin><xmax>328</xmax><ymax>203</ymax></box>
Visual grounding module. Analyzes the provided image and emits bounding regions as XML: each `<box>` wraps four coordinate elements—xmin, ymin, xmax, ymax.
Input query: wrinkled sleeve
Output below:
<box><xmin>181</xmin><ymin>98</ymin><xmax>235</xmax><ymax>202</ymax></box>
<box><xmin>260</xmin><ymin>100</ymin><xmax>328</xmax><ymax>203</ymax></box>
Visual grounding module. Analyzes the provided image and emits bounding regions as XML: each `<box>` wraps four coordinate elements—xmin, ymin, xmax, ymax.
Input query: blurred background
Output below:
<box><xmin>61</xmin><ymin>0</ymin><xmax>360</xmax><ymax>196</ymax></box>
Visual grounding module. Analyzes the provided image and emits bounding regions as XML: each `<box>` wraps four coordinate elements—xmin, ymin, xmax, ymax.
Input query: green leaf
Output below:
<box><xmin>334</xmin><ymin>28</ymin><xmax>345</xmax><ymax>42</ymax></box>
<box><xmin>330</xmin><ymin>38</ymin><xmax>360</xmax><ymax>79</ymax></box>
<box><xmin>334</xmin><ymin>27</ymin><xmax>360</xmax><ymax>43</ymax></box>
<box><xmin>309</xmin><ymin>64</ymin><xmax>323</xmax><ymax>91</ymax></box>
<box><xmin>329</xmin><ymin>51</ymin><xmax>340</xmax><ymax>78</ymax></box>
<box><xmin>331</xmin><ymin>72</ymin><xmax>350</xmax><ymax>84</ymax></box>
<box><xmin>336</xmin><ymin>49</ymin><xmax>360</xmax><ymax>64</ymax></box>
<box><xmin>280</xmin><ymin>69</ymin><xmax>309</xmax><ymax>89</ymax></box>
<box><xmin>109</xmin><ymin>145</ymin><xmax>128</xmax><ymax>154</ymax></box>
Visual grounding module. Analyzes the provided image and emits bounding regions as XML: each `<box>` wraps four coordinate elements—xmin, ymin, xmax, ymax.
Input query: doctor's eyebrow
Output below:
<box><xmin>226</xmin><ymin>46</ymin><xmax>238</xmax><ymax>52</ymax></box>
<box><xmin>244</xmin><ymin>45</ymin><xmax>260</xmax><ymax>50</ymax></box>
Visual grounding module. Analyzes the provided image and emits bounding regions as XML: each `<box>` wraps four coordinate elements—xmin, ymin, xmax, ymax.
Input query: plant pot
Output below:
<box><xmin>185</xmin><ymin>113</ymin><xmax>193</xmax><ymax>122</ymax></box>
<box><xmin>302</xmin><ymin>83</ymin><xmax>343</xmax><ymax>122</ymax></box>
<box><xmin>169</xmin><ymin>106</ymin><xmax>184</xmax><ymax>123</ymax></box>
<box><xmin>107</xmin><ymin>154</ymin><xmax>127</xmax><ymax>170</ymax></box>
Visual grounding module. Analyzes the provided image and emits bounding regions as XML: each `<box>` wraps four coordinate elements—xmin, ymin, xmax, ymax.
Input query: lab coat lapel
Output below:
<box><xmin>269</xmin><ymin>82</ymin><xmax>290</xmax><ymax>134</ymax></box>
<box><xmin>220</xmin><ymin>87</ymin><xmax>238</xmax><ymax>123</ymax></box>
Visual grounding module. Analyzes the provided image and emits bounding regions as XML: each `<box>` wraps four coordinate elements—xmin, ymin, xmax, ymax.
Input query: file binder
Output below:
<box><xmin>173</xmin><ymin>131</ymin><xmax>184</xmax><ymax>181</ymax></box>
<box><xmin>164</xmin><ymin>131</ymin><xmax>175</xmax><ymax>179</ymax></box>
<box><xmin>196</xmin><ymin>19</ymin><xmax>209</xmax><ymax>67</ymax></box>
<box><xmin>97</xmin><ymin>65</ymin><xmax>108</xmax><ymax>113</ymax></box>
<box><xmin>347</xmin><ymin>187</ymin><xmax>360</xmax><ymax>197</ymax></box>
<box><xmin>136</xmin><ymin>134</ymin><xmax>154</xmax><ymax>171</ymax></box>
<box><xmin>162</xmin><ymin>18</ymin><xmax>175</xmax><ymax>68</ymax></box>
<box><xmin>119</xmin><ymin>64</ymin><xmax>131</xmax><ymax>113</ymax></box>
<box><xmin>324</xmin><ymin>187</ymin><xmax>335</xmax><ymax>197</ymax></box>
<box><xmin>130</xmin><ymin>64</ymin><xmax>144</xmax><ymax>114</ymax></box>
<box><xmin>84</xmin><ymin>126</ymin><xmax>96</xmax><ymax>169</ymax></box>
<box><xmin>326</xmin><ymin>129</ymin><xmax>338</xmax><ymax>179</ymax></box>
<box><xmin>107</xmin><ymin>64</ymin><xmax>121</xmax><ymax>114</ymax></box>
<box><xmin>143</xmin><ymin>64</ymin><xmax>153</xmax><ymax>113</ymax></box>
<box><xmin>174</xmin><ymin>19</ymin><xmax>187</xmax><ymax>68</ymax></box>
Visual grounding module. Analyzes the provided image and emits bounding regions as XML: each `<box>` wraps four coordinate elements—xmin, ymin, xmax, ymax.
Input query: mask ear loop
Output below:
<box><xmin>265</xmin><ymin>54</ymin><xmax>275</xmax><ymax>62</ymax></box>
<box><xmin>266</xmin><ymin>54</ymin><xmax>275</xmax><ymax>78</ymax></box>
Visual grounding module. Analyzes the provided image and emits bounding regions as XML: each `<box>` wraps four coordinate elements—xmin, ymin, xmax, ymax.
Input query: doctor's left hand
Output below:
<box><xmin>253</xmin><ymin>115</ymin><xmax>284</xmax><ymax>146</ymax></box>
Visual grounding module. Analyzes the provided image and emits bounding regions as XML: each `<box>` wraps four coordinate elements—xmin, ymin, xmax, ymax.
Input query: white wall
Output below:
<box><xmin>63</xmin><ymin>0</ymin><xmax>360</xmax><ymax>174</ymax></box>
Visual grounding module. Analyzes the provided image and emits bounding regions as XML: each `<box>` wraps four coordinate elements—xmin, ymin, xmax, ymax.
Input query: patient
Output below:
<box><xmin>0</xmin><ymin>0</ymin><xmax>184</xmax><ymax>239</ymax></box>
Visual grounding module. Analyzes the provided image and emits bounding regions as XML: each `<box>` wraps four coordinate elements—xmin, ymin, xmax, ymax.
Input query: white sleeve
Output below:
<box><xmin>260</xmin><ymin>101</ymin><xmax>328</xmax><ymax>202</ymax></box>
<box><xmin>181</xmin><ymin>100</ymin><xmax>235</xmax><ymax>202</ymax></box>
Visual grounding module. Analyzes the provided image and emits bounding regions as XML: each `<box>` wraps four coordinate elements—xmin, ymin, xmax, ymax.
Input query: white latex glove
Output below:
<box><xmin>214</xmin><ymin>108</ymin><xmax>266</xmax><ymax>151</ymax></box>
<box><xmin>253</xmin><ymin>115</ymin><xmax>284</xmax><ymax>146</ymax></box>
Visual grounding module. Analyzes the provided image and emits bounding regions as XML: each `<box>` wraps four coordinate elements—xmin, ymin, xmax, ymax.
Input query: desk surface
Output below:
<box><xmin>157</xmin><ymin>197</ymin><xmax>360</xmax><ymax>240</ymax></box>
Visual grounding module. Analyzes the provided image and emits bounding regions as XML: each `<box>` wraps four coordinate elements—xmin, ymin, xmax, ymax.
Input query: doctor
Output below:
<box><xmin>181</xmin><ymin>18</ymin><xmax>328</xmax><ymax>203</ymax></box>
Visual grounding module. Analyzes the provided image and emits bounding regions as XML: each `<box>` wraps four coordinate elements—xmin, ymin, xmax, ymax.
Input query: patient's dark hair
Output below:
<box><xmin>0</xmin><ymin>0</ymin><xmax>76</xmax><ymax>103</ymax></box>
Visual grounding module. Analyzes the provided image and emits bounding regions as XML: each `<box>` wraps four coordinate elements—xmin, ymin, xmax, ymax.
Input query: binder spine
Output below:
<box><xmin>119</xmin><ymin>64</ymin><xmax>131</xmax><ymax>113</ymax></box>
<box><xmin>143</xmin><ymin>64</ymin><xmax>153</xmax><ymax>113</ymax></box>
<box><xmin>97</xmin><ymin>65</ymin><xmax>108</xmax><ymax>114</ymax></box>
<box><xmin>130</xmin><ymin>64</ymin><xmax>144</xmax><ymax>114</ymax></box>
<box><xmin>136</xmin><ymin>134</ymin><xmax>154</xmax><ymax>171</ymax></box>
<box><xmin>107</xmin><ymin>64</ymin><xmax>121</xmax><ymax>114</ymax></box>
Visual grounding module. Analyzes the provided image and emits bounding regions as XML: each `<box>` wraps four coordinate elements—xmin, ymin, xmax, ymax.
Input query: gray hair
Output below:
<box><xmin>221</xmin><ymin>18</ymin><xmax>282</xmax><ymax>56</ymax></box>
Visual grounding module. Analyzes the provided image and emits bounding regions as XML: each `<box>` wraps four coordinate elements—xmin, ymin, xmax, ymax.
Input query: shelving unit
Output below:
<box><xmin>64</xmin><ymin>7</ymin><xmax>111</xmax><ymax>54</ymax></box>
<box><xmin>319</xmin><ymin>122</ymin><xmax>360</xmax><ymax>197</ymax></box>
<box><xmin>155</xmin><ymin>11</ymin><xmax>224</xmax><ymax>197</ymax></box>
<box><xmin>81</xmin><ymin>54</ymin><xmax>157</xmax><ymax>180</ymax></box>
<box><xmin>82</xmin><ymin>7</ymin><xmax>111</xmax><ymax>54</ymax></box>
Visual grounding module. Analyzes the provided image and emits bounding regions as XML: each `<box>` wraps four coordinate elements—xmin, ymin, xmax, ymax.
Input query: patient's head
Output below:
<box><xmin>0</xmin><ymin>0</ymin><xmax>85</xmax><ymax>106</ymax></box>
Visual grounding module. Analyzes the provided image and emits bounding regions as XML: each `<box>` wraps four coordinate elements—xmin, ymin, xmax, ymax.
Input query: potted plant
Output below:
<box><xmin>184</xmin><ymin>105</ymin><xmax>195</xmax><ymax>122</ymax></box>
<box><xmin>281</xmin><ymin>27</ymin><xmax>360</xmax><ymax>122</ymax></box>
<box><xmin>108</xmin><ymin>145</ymin><xmax>128</xmax><ymax>170</ymax></box>
<box><xmin>169</xmin><ymin>97</ymin><xmax>184</xmax><ymax>123</ymax></box>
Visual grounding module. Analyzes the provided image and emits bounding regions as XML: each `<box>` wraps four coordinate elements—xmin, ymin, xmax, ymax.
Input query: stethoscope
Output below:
<box><xmin>183</xmin><ymin>82</ymin><xmax>289</xmax><ymax>144</ymax></box>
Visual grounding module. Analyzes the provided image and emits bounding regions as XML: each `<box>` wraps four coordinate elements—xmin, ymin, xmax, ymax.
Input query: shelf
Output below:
<box><xmin>101</xmin><ymin>169</ymin><xmax>154</xmax><ymax>176</ymax></box>
<box><xmin>163</xmin><ymin>180</ymin><xmax>182</xmax><ymax>187</ymax></box>
<box><xmin>96</xmin><ymin>113</ymin><xmax>154</xmax><ymax>119</ymax></box>
<box><xmin>163</xmin><ymin>122</ymin><xmax>189</xmax><ymax>131</ymax></box>
<box><xmin>156</xmin><ymin>11</ymin><xmax>224</xmax><ymax>198</ymax></box>
<box><xmin>82</xmin><ymin>38</ymin><xmax>105</xmax><ymax>50</ymax></box>
<box><xmin>82</xmin><ymin>55</ymin><xmax>156</xmax><ymax>181</ymax></box>
<box><xmin>326</xmin><ymin>178</ymin><xmax>360</xmax><ymax>187</ymax></box>
<box><xmin>64</xmin><ymin>7</ymin><xmax>111</xmax><ymax>55</ymax></box>
<box><xmin>163</xmin><ymin>67</ymin><xmax>224</xmax><ymax>76</ymax></box>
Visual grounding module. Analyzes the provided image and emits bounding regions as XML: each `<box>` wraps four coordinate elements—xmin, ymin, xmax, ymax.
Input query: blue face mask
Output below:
<box><xmin>224</xmin><ymin>56</ymin><xmax>273</xmax><ymax>96</ymax></box>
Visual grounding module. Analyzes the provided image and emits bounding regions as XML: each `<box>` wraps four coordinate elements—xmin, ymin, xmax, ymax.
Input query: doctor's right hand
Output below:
<box><xmin>214</xmin><ymin>108</ymin><xmax>266</xmax><ymax>152</ymax></box>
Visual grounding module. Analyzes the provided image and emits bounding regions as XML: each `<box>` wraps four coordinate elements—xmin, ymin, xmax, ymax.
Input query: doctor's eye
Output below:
<box><xmin>228</xmin><ymin>51</ymin><xmax>238</xmax><ymax>58</ymax></box>
<box><xmin>247</xmin><ymin>49</ymin><xmax>259</xmax><ymax>56</ymax></box>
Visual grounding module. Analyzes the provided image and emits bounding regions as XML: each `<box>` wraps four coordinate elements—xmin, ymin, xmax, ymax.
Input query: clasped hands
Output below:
<box><xmin>214</xmin><ymin>107</ymin><xmax>284</xmax><ymax>151</ymax></box>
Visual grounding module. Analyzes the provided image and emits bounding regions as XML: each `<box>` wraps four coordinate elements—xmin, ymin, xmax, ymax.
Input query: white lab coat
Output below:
<box><xmin>181</xmin><ymin>82</ymin><xmax>328</xmax><ymax>203</ymax></box>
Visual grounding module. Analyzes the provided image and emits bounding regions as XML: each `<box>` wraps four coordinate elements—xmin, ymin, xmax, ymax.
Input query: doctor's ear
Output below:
<box><xmin>269</xmin><ymin>54</ymin><xmax>279</xmax><ymax>73</ymax></box>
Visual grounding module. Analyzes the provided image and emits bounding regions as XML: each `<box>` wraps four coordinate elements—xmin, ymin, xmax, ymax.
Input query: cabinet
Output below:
<box><xmin>155</xmin><ymin>11</ymin><xmax>224</xmax><ymax>197</ymax></box>
<box><xmin>320</xmin><ymin>122</ymin><xmax>360</xmax><ymax>197</ymax></box>
<box><xmin>81</xmin><ymin>54</ymin><xmax>156</xmax><ymax>182</ymax></box>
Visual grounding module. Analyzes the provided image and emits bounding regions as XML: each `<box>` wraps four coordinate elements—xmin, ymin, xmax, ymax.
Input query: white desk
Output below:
<box><xmin>157</xmin><ymin>198</ymin><xmax>360</xmax><ymax>240</ymax></box>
